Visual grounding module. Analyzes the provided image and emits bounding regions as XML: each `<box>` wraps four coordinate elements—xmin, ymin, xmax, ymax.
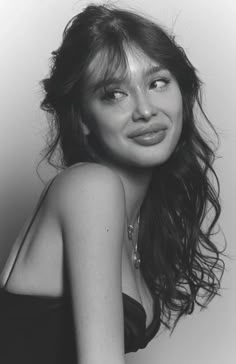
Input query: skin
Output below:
<box><xmin>0</xmin><ymin>46</ymin><xmax>183</xmax><ymax>364</ymax></box>
<box><xmin>81</xmin><ymin>45</ymin><xmax>183</xmax><ymax>225</ymax></box>
<box><xmin>81</xmin><ymin>45</ymin><xmax>183</xmax><ymax>170</ymax></box>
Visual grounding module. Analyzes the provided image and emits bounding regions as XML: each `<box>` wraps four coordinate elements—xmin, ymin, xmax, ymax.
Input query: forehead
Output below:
<box><xmin>125</xmin><ymin>46</ymin><xmax>160</xmax><ymax>78</ymax></box>
<box><xmin>85</xmin><ymin>45</ymin><xmax>162</xmax><ymax>90</ymax></box>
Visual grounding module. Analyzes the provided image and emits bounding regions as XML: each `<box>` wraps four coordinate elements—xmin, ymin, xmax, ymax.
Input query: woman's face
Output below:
<box><xmin>81</xmin><ymin>46</ymin><xmax>183</xmax><ymax>169</ymax></box>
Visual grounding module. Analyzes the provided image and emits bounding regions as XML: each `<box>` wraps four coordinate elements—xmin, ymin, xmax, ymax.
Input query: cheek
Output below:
<box><xmin>86</xmin><ymin>109</ymin><xmax>118</xmax><ymax>143</ymax></box>
<box><xmin>84</xmin><ymin>105</ymin><xmax>107</xmax><ymax>134</ymax></box>
<box><xmin>172</xmin><ymin>90</ymin><xmax>183</xmax><ymax>126</ymax></box>
<box><xmin>169</xmin><ymin>91</ymin><xmax>183</xmax><ymax>144</ymax></box>
<box><xmin>174</xmin><ymin>105</ymin><xmax>183</xmax><ymax>141</ymax></box>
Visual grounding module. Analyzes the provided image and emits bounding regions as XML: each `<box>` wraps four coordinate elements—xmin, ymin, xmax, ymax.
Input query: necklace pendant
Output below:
<box><xmin>127</xmin><ymin>218</ymin><xmax>141</xmax><ymax>270</ymax></box>
<box><xmin>133</xmin><ymin>250</ymin><xmax>141</xmax><ymax>269</ymax></box>
<box><xmin>127</xmin><ymin>225</ymin><xmax>134</xmax><ymax>240</ymax></box>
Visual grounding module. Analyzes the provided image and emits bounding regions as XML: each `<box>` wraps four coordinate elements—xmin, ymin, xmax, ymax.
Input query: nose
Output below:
<box><xmin>132</xmin><ymin>91</ymin><xmax>157</xmax><ymax>122</ymax></box>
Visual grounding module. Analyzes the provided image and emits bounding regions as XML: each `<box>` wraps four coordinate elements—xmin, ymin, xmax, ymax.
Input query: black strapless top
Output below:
<box><xmin>0</xmin><ymin>289</ymin><xmax>160</xmax><ymax>362</ymax></box>
<box><xmin>0</xmin><ymin>175</ymin><xmax>161</xmax><ymax>362</ymax></box>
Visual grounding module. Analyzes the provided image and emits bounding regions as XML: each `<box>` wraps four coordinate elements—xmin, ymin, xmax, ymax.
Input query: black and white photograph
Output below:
<box><xmin>0</xmin><ymin>1</ymin><xmax>235</xmax><ymax>363</ymax></box>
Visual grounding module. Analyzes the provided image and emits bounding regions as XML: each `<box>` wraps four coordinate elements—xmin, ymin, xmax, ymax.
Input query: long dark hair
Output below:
<box><xmin>41</xmin><ymin>4</ymin><xmax>225</xmax><ymax>329</ymax></box>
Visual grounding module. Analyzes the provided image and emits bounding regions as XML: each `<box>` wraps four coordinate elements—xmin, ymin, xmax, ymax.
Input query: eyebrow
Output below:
<box><xmin>91</xmin><ymin>77</ymin><xmax>126</xmax><ymax>93</ymax></box>
<box><xmin>143</xmin><ymin>65</ymin><xmax>166</xmax><ymax>77</ymax></box>
<box><xmin>89</xmin><ymin>65</ymin><xmax>168</xmax><ymax>93</ymax></box>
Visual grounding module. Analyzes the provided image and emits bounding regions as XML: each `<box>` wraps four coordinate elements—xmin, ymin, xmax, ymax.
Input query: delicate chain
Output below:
<box><xmin>127</xmin><ymin>215</ymin><xmax>141</xmax><ymax>269</ymax></box>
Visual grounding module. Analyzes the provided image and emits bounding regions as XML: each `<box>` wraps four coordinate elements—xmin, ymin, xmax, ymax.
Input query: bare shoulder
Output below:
<box><xmin>54</xmin><ymin>162</ymin><xmax>124</xmax><ymax>194</ymax></box>
<box><xmin>48</xmin><ymin>163</ymin><xmax>126</xmax><ymax>230</ymax></box>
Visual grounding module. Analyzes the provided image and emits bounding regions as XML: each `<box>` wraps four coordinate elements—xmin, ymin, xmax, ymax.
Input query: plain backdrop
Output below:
<box><xmin>0</xmin><ymin>0</ymin><xmax>235</xmax><ymax>363</ymax></box>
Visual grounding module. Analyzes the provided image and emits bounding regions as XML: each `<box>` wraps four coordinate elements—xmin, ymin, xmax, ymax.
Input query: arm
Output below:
<box><xmin>54</xmin><ymin>164</ymin><xmax>126</xmax><ymax>364</ymax></box>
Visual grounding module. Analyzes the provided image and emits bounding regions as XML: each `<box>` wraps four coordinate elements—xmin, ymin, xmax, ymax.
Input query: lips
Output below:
<box><xmin>128</xmin><ymin>124</ymin><xmax>167</xmax><ymax>138</ymax></box>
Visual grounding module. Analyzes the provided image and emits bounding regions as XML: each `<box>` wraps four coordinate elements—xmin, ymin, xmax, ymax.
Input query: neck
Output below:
<box><xmin>107</xmin><ymin>163</ymin><xmax>152</xmax><ymax>225</ymax></box>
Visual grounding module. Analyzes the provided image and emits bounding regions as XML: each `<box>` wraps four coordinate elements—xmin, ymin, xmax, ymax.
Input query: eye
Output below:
<box><xmin>150</xmin><ymin>78</ymin><xmax>170</xmax><ymax>91</ymax></box>
<box><xmin>102</xmin><ymin>89</ymin><xmax>127</xmax><ymax>102</ymax></box>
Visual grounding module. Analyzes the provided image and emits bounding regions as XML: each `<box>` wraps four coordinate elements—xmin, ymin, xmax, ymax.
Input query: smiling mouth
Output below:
<box><xmin>130</xmin><ymin>129</ymin><xmax>167</xmax><ymax>146</ymax></box>
<box><xmin>128</xmin><ymin>124</ymin><xmax>167</xmax><ymax>138</ymax></box>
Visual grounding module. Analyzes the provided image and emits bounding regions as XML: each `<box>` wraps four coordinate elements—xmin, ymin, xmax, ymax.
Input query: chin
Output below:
<box><xmin>134</xmin><ymin>158</ymin><xmax>170</xmax><ymax>169</ymax></box>
<box><xmin>129</xmin><ymin>146</ymin><xmax>176</xmax><ymax>168</ymax></box>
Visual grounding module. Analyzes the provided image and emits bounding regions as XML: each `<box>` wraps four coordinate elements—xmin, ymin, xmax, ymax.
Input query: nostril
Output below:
<box><xmin>132</xmin><ymin>103</ymin><xmax>156</xmax><ymax>122</ymax></box>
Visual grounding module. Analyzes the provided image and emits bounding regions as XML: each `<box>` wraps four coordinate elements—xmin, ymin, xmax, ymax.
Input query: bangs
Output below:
<box><xmin>84</xmin><ymin>43</ymin><xmax>129</xmax><ymax>93</ymax></box>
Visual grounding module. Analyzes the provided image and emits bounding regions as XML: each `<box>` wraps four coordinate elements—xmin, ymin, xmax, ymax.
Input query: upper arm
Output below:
<box><xmin>53</xmin><ymin>164</ymin><xmax>126</xmax><ymax>364</ymax></box>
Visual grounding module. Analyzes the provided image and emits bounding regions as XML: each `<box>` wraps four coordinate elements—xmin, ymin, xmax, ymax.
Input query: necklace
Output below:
<box><xmin>127</xmin><ymin>215</ymin><xmax>141</xmax><ymax>269</ymax></box>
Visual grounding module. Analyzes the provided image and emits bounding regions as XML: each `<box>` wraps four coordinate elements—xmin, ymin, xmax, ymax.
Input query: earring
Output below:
<box><xmin>81</xmin><ymin>123</ymin><xmax>90</xmax><ymax>137</ymax></box>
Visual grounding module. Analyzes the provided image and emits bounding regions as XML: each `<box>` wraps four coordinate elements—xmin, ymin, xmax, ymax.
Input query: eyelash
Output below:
<box><xmin>101</xmin><ymin>90</ymin><xmax>126</xmax><ymax>102</ymax></box>
<box><xmin>150</xmin><ymin>78</ymin><xmax>170</xmax><ymax>90</ymax></box>
<box><xmin>101</xmin><ymin>77</ymin><xmax>170</xmax><ymax>102</ymax></box>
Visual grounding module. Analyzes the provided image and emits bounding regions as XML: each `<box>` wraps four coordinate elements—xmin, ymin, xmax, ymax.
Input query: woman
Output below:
<box><xmin>0</xmin><ymin>4</ymin><xmax>224</xmax><ymax>364</ymax></box>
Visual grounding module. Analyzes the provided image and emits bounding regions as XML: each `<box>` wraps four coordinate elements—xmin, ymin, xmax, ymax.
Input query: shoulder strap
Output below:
<box><xmin>2</xmin><ymin>176</ymin><xmax>57</xmax><ymax>288</ymax></box>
